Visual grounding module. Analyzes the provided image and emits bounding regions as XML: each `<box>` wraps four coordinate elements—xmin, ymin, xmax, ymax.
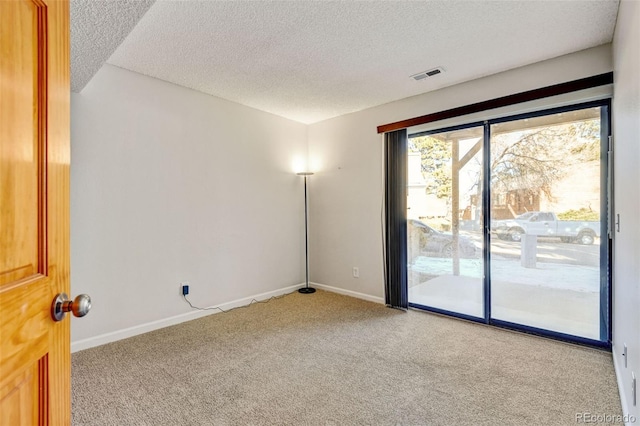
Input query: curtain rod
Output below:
<box><xmin>376</xmin><ymin>72</ymin><xmax>613</xmax><ymax>134</ymax></box>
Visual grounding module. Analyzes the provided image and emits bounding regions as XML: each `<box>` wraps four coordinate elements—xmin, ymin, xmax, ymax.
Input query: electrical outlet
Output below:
<box><xmin>181</xmin><ymin>283</ymin><xmax>190</xmax><ymax>296</ymax></box>
<box><xmin>353</xmin><ymin>267</ymin><xmax>359</xmax><ymax>278</ymax></box>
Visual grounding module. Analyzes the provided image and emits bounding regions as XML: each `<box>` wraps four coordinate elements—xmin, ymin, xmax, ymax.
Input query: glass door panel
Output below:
<box><xmin>408</xmin><ymin>126</ymin><xmax>484</xmax><ymax>318</ymax></box>
<box><xmin>489</xmin><ymin>107</ymin><xmax>603</xmax><ymax>339</ymax></box>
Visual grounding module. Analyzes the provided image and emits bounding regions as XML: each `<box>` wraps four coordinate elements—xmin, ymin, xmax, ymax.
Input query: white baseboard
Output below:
<box><xmin>311</xmin><ymin>282</ymin><xmax>385</xmax><ymax>305</ymax></box>
<box><xmin>612</xmin><ymin>346</ymin><xmax>637</xmax><ymax>426</ymax></box>
<box><xmin>71</xmin><ymin>283</ymin><xmax>305</xmax><ymax>353</ymax></box>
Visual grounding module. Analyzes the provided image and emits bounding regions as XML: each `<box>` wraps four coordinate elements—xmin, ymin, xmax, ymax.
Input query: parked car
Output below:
<box><xmin>408</xmin><ymin>219</ymin><xmax>477</xmax><ymax>258</ymax></box>
<box><xmin>491</xmin><ymin>211</ymin><xmax>600</xmax><ymax>244</ymax></box>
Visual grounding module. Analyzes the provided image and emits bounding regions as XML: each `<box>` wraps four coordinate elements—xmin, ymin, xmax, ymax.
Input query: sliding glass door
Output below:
<box><xmin>489</xmin><ymin>106</ymin><xmax>607</xmax><ymax>340</ymax></box>
<box><xmin>406</xmin><ymin>101</ymin><xmax>610</xmax><ymax>345</ymax></box>
<box><xmin>407</xmin><ymin>126</ymin><xmax>484</xmax><ymax>319</ymax></box>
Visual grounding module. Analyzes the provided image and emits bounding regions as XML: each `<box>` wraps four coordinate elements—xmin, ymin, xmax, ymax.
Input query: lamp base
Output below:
<box><xmin>298</xmin><ymin>287</ymin><xmax>316</xmax><ymax>294</ymax></box>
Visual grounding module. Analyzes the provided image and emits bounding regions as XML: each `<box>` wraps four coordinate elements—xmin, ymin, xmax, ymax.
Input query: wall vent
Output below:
<box><xmin>411</xmin><ymin>67</ymin><xmax>445</xmax><ymax>81</ymax></box>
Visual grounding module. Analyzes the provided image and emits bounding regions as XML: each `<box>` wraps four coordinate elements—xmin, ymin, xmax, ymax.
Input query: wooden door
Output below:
<box><xmin>0</xmin><ymin>0</ymin><xmax>71</xmax><ymax>424</ymax></box>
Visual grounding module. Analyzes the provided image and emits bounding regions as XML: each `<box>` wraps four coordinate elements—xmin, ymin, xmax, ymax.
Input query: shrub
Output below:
<box><xmin>557</xmin><ymin>208</ymin><xmax>599</xmax><ymax>221</ymax></box>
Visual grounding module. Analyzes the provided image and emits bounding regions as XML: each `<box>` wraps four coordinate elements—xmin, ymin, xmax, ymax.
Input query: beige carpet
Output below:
<box><xmin>72</xmin><ymin>290</ymin><xmax>621</xmax><ymax>425</ymax></box>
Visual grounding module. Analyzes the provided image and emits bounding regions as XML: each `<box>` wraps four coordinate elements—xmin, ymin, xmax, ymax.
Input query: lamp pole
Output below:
<box><xmin>297</xmin><ymin>172</ymin><xmax>315</xmax><ymax>294</ymax></box>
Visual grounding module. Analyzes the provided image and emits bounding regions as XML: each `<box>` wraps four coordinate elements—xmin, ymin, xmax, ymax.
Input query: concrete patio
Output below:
<box><xmin>409</xmin><ymin>256</ymin><xmax>601</xmax><ymax>340</ymax></box>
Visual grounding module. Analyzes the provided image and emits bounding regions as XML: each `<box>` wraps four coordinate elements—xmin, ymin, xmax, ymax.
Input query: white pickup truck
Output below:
<box><xmin>492</xmin><ymin>211</ymin><xmax>600</xmax><ymax>245</ymax></box>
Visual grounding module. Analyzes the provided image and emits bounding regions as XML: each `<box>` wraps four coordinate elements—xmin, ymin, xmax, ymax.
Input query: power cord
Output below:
<box><xmin>182</xmin><ymin>290</ymin><xmax>297</xmax><ymax>314</ymax></box>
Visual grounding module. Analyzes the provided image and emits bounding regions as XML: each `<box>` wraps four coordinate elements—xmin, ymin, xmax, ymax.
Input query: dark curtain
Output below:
<box><xmin>384</xmin><ymin>129</ymin><xmax>408</xmax><ymax>309</ymax></box>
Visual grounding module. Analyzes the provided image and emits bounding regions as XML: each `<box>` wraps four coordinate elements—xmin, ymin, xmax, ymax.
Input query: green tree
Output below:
<box><xmin>409</xmin><ymin>135</ymin><xmax>451</xmax><ymax>198</ymax></box>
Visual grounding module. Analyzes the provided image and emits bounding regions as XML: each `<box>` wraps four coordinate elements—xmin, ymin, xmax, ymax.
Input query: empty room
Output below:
<box><xmin>1</xmin><ymin>0</ymin><xmax>638</xmax><ymax>424</ymax></box>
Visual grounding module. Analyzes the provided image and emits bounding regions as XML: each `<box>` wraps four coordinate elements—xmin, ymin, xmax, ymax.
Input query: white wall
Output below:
<box><xmin>307</xmin><ymin>44</ymin><xmax>612</xmax><ymax>300</ymax></box>
<box><xmin>612</xmin><ymin>0</ymin><xmax>640</xmax><ymax>421</ymax></box>
<box><xmin>71</xmin><ymin>65</ymin><xmax>308</xmax><ymax>348</ymax></box>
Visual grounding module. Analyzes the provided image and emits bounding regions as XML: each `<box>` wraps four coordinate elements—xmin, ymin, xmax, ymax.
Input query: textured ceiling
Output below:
<box><xmin>71</xmin><ymin>0</ymin><xmax>620</xmax><ymax>124</ymax></box>
<box><xmin>71</xmin><ymin>0</ymin><xmax>155</xmax><ymax>92</ymax></box>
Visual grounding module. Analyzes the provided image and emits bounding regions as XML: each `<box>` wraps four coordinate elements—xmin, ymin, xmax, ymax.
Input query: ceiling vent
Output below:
<box><xmin>411</xmin><ymin>67</ymin><xmax>445</xmax><ymax>81</ymax></box>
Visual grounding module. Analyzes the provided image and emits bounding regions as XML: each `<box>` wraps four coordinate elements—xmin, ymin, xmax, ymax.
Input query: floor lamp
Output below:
<box><xmin>297</xmin><ymin>172</ymin><xmax>316</xmax><ymax>294</ymax></box>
